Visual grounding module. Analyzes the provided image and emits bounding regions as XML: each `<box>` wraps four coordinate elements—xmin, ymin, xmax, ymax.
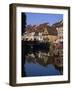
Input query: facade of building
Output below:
<box><xmin>22</xmin><ymin>23</ymin><xmax>58</xmax><ymax>42</ymax></box>
<box><xmin>52</xmin><ymin>20</ymin><xmax>63</xmax><ymax>41</ymax></box>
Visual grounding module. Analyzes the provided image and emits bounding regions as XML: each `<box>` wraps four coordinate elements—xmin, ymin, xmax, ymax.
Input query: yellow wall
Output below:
<box><xmin>43</xmin><ymin>35</ymin><xmax>58</xmax><ymax>42</ymax></box>
<box><xmin>48</xmin><ymin>35</ymin><xmax>58</xmax><ymax>42</ymax></box>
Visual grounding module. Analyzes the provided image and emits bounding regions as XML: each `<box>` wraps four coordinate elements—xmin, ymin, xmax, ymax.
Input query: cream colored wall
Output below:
<box><xmin>43</xmin><ymin>35</ymin><xmax>58</xmax><ymax>42</ymax></box>
<box><xmin>48</xmin><ymin>35</ymin><xmax>58</xmax><ymax>42</ymax></box>
<box><xmin>56</xmin><ymin>27</ymin><xmax>63</xmax><ymax>38</ymax></box>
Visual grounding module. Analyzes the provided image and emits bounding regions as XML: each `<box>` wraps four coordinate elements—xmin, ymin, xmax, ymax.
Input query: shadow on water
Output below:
<box><xmin>21</xmin><ymin>41</ymin><xmax>63</xmax><ymax>77</ymax></box>
<box><xmin>21</xmin><ymin>13</ymin><xmax>26</xmax><ymax>77</ymax></box>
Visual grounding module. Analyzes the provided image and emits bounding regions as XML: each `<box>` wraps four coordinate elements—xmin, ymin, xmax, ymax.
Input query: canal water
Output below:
<box><xmin>22</xmin><ymin>50</ymin><xmax>63</xmax><ymax>77</ymax></box>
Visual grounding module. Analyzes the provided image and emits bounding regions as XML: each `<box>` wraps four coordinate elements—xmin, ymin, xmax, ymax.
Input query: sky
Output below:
<box><xmin>25</xmin><ymin>13</ymin><xmax>63</xmax><ymax>26</ymax></box>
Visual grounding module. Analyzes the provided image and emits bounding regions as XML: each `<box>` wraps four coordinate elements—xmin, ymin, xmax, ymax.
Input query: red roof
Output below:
<box><xmin>25</xmin><ymin>23</ymin><xmax>58</xmax><ymax>36</ymax></box>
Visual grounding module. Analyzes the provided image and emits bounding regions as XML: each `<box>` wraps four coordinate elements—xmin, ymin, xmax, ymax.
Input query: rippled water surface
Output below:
<box><xmin>22</xmin><ymin>50</ymin><xmax>63</xmax><ymax>77</ymax></box>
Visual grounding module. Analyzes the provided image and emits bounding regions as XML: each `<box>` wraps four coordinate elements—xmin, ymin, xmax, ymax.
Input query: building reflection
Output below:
<box><xmin>24</xmin><ymin>51</ymin><xmax>63</xmax><ymax>75</ymax></box>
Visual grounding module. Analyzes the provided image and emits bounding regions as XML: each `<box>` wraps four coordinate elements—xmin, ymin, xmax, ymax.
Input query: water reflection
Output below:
<box><xmin>22</xmin><ymin>50</ymin><xmax>63</xmax><ymax>77</ymax></box>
